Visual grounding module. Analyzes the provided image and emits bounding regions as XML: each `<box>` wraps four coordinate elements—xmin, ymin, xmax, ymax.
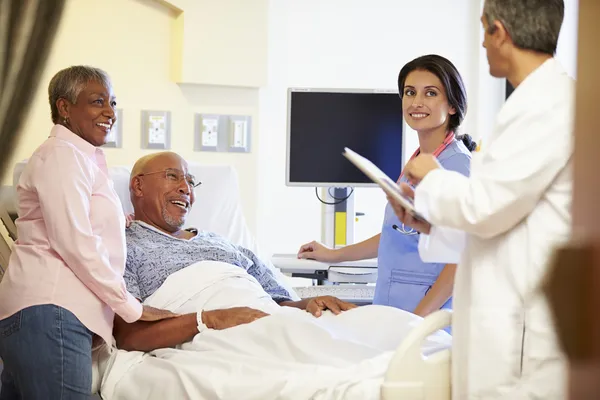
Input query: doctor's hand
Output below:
<box><xmin>297</xmin><ymin>241</ymin><xmax>340</xmax><ymax>263</ymax></box>
<box><xmin>305</xmin><ymin>296</ymin><xmax>358</xmax><ymax>317</ymax></box>
<box><xmin>387</xmin><ymin>183</ymin><xmax>431</xmax><ymax>234</ymax></box>
<box><xmin>139</xmin><ymin>305</ymin><xmax>179</xmax><ymax>322</ymax></box>
<box><xmin>403</xmin><ymin>154</ymin><xmax>442</xmax><ymax>185</ymax></box>
<box><xmin>201</xmin><ymin>307</ymin><xmax>269</xmax><ymax>330</ymax></box>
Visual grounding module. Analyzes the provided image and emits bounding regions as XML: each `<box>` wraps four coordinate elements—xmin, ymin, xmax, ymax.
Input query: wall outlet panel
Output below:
<box><xmin>103</xmin><ymin>108</ymin><xmax>123</xmax><ymax>148</ymax></box>
<box><xmin>227</xmin><ymin>115</ymin><xmax>252</xmax><ymax>153</ymax></box>
<box><xmin>141</xmin><ymin>110</ymin><xmax>171</xmax><ymax>149</ymax></box>
<box><xmin>194</xmin><ymin>114</ymin><xmax>230</xmax><ymax>152</ymax></box>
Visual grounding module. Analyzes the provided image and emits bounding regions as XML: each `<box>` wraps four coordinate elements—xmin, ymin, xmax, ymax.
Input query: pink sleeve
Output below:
<box><xmin>33</xmin><ymin>147</ymin><xmax>142</xmax><ymax>323</ymax></box>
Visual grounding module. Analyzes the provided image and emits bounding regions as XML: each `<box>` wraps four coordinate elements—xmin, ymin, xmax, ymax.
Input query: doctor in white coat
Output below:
<box><xmin>388</xmin><ymin>0</ymin><xmax>573</xmax><ymax>398</ymax></box>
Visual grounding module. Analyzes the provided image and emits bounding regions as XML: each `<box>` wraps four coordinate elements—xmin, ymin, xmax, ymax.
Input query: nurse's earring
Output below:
<box><xmin>63</xmin><ymin>116</ymin><xmax>69</xmax><ymax>125</ymax></box>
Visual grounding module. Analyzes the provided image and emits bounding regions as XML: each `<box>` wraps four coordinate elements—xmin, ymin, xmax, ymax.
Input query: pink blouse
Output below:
<box><xmin>0</xmin><ymin>125</ymin><xmax>142</xmax><ymax>344</ymax></box>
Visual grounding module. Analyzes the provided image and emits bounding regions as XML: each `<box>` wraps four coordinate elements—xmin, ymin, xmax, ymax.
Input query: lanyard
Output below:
<box><xmin>398</xmin><ymin>131</ymin><xmax>455</xmax><ymax>182</ymax></box>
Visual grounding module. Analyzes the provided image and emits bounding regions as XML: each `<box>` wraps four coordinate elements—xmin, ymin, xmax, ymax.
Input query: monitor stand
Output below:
<box><xmin>321</xmin><ymin>187</ymin><xmax>355</xmax><ymax>249</ymax></box>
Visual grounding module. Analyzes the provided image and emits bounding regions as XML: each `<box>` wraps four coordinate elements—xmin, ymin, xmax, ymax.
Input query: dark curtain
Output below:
<box><xmin>0</xmin><ymin>0</ymin><xmax>66</xmax><ymax>180</ymax></box>
<box><xmin>0</xmin><ymin>0</ymin><xmax>65</xmax><ymax>278</ymax></box>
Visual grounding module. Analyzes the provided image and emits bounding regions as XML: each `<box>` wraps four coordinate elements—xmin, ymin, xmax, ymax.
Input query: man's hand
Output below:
<box><xmin>297</xmin><ymin>241</ymin><xmax>339</xmax><ymax>262</ymax></box>
<box><xmin>403</xmin><ymin>154</ymin><xmax>442</xmax><ymax>185</ymax></box>
<box><xmin>305</xmin><ymin>296</ymin><xmax>358</xmax><ymax>317</ymax></box>
<box><xmin>139</xmin><ymin>305</ymin><xmax>179</xmax><ymax>322</ymax></box>
<box><xmin>387</xmin><ymin>183</ymin><xmax>432</xmax><ymax>234</ymax></box>
<box><xmin>202</xmin><ymin>307</ymin><xmax>269</xmax><ymax>330</ymax></box>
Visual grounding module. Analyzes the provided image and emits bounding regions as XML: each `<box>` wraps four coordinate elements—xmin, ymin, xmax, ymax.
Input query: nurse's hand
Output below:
<box><xmin>403</xmin><ymin>154</ymin><xmax>442</xmax><ymax>185</ymax></box>
<box><xmin>387</xmin><ymin>183</ymin><xmax>431</xmax><ymax>234</ymax></box>
<box><xmin>305</xmin><ymin>296</ymin><xmax>358</xmax><ymax>317</ymax></box>
<box><xmin>297</xmin><ymin>241</ymin><xmax>340</xmax><ymax>262</ymax></box>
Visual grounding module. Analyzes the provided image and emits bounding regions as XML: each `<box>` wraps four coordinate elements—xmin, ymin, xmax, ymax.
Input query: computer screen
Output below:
<box><xmin>286</xmin><ymin>88</ymin><xmax>404</xmax><ymax>187</ymax></box>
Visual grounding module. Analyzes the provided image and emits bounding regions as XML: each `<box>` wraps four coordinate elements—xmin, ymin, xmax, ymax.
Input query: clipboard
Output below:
<box><xmin>342</xmin><ymin>147</ymin><xmax>429</xmax><ymax>223</ymax></box>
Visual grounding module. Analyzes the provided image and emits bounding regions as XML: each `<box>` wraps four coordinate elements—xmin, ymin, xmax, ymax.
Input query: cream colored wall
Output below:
<box><xmin>7</xmin><ymin>0</ymin><xmax>260</xmax><ymax>232</ymax></box>
<box><xmin>168</xmin><ymin>0</ymin><xmax>269</xmax><ymax>86</ymax></box>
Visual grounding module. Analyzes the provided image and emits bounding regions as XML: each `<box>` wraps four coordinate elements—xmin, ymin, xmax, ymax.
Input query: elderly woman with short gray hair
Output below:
<box><xmin>0</xmin><ymin>66</ymin><xmax>171</xmax><ymax>399</ymax></box>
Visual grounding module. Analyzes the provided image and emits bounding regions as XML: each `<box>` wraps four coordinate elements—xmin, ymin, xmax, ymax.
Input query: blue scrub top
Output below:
<box><xmin>373</xmin><ymin>139</ymin><xmax>472</xmax><ymax>313</ymax></box>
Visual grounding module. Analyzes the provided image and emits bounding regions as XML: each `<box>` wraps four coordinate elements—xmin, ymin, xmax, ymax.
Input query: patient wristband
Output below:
<box><xmin>197</xmin><ymin>310</ymin><xmax>209</xmax><ymax>333</ymax></box>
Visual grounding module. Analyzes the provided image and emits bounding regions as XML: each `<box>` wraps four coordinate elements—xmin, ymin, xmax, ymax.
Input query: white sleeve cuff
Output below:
<box><xmin>418</xmin><ymin>225</ymin><xmax>465</xmax><ymax>264</ymax></box>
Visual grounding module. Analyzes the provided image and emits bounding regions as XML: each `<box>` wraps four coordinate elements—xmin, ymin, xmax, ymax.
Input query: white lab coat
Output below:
<box><xmin>414</xmin><ymin>58</ymin><xmax>574</xmax><ymax>399</ymax></box>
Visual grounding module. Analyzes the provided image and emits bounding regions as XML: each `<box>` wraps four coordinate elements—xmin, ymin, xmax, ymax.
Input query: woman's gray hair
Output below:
<box><xmin>483</xmin><ymin>0</ymin><xmax>564</xmax><ymax>55</ymax></box>
<box><xmin>48</xmin><ymin>65</ymin><xmax>112</xmax><ymax>123</ymax></box>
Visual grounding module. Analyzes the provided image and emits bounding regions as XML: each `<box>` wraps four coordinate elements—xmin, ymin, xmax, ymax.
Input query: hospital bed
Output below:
<box><xmin>1</xmin><ymin>160</ymin><xmax>453</xmax><ymax>400</ymax></box>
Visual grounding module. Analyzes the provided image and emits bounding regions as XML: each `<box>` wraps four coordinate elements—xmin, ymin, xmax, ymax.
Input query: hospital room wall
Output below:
<box><xmin>255</xmin><ymin>0</ymin><xmax>581</xmax><ymax>257</ymax></box>
<box><xmin>255</xmin><ymin>0</ymin><xmax>492</xmax><ymax>256</ymax></box>
<box><xmin>2</xmin><ymin>0</ymin><xmax>261</xmax><ymax>232</ymax></box>
<box><xmin>2</xmin><ymin>0</ymin><xmax>580</xmax><ymax>257</ymax></box>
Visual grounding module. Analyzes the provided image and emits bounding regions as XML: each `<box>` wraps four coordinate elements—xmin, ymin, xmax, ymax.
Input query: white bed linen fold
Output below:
<box><xmin>101</xmin><ymin>261</ymin><xmax>451</xmax><ymax>400</ymax></box>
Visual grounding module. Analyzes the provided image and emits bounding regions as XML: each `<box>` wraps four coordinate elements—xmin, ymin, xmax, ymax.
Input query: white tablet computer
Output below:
<box><xmin>343</xmin><ymin>147</ymin><xmax>429</xmax><ymax>223</ymax></box>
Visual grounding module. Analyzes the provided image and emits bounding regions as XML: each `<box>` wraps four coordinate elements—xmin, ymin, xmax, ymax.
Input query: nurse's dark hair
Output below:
<box><xmin>398</xmin><ymin>54</ymin><xmax>477</xmax><ymax>152</ymax></box>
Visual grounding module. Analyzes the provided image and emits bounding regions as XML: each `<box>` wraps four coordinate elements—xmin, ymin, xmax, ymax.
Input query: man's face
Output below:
<box><xmin>135</xmin><ymin>154</ymin><xmax>197</xmax><ymax>232</ymax></box>
<box><xmin>481</xmin><ymin>14</ymin><xmax>509</xmax><ymax>78</ymax></box>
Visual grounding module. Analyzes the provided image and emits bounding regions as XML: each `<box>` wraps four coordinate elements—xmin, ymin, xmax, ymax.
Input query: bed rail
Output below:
<box><xmin>381</xmin><ymin>309</ymin><xmax>452</xmax><ymax>400</ymax></box>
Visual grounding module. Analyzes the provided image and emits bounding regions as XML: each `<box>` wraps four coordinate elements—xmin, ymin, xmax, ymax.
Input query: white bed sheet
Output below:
<box><xmin>101</xmin><ymin>261</ymin><xmax>451</xmax><ymax>400</ymax></box>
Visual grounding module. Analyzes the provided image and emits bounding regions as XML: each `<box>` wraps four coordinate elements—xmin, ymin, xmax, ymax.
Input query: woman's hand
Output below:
<box><xmin>403</xmin><ymin>154</ymin><xmax>442</xmax><ymax>185</ymax></box>
<box><xmin>139</xmin><ymin>305</ymin><xmax>179</xmax><ymax>322</ymax></box>
<box><xmin>125</xmin><ymin>213</ymin><xmax>135</xmax><ymax>228</ymax></box>
<box><xmin>297</xmin><ymin>241</ymin><xmax>340</xmax><ymax>262</ymax></box>
<box><xmin>387</xmin><ymin>183</ymin><xmax>432</xmax><ymax>234</ymax></box>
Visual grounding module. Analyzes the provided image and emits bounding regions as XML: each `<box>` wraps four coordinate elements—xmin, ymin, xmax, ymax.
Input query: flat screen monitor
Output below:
<box><xmin>286</xmin><ymin>88</ymin><xmax>404</xmax><ymax>187</ymax></box>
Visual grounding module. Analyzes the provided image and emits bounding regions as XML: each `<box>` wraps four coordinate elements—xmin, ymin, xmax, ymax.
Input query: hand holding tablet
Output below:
<box><xmin>342</xmin><ymin>147</ymin><xmax>430</xmax><ymax>224</ymax></box>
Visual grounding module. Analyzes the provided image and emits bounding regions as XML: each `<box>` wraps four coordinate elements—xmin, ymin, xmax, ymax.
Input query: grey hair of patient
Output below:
<box><xmin>48</xmin><ymin>65</ymin><xmax>112</xmax><ymax>123</ymax></box>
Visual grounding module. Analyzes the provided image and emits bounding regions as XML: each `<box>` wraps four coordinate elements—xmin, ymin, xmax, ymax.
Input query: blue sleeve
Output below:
<box><xmin>237</xmin><ymin>246</ymin><xmax>292</xmax><ymax>302</ymax></box>
<box><xmin>439</xmin><ymin>153</ymin><xmax>471</xmax><ymax>177</ymax></box>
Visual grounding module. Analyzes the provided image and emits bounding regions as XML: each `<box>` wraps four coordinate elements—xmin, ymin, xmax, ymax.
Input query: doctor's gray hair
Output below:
<box><xmin>48</xmin><ymin>65</ymin><xmax>112</xmax><ymax>123</ymax></box>
<box><xmin>483</xmin><ymin>0</ymin><xmax>564</xmax><ymax>55</ymax></box>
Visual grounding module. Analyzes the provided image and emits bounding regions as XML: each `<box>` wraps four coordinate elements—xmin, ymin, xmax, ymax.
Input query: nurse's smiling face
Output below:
<box><xmin>401</xmin><ymin>70</ymin><xmax>456</xmax><ymax>134</ymax></box>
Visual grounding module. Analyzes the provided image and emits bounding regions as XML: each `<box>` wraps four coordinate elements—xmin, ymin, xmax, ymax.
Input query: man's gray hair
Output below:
<box><xmin>47</xmin><ymin>65</ymin><xmax>112</xmax><ymax>123</ymax></box>
<box><xmin>483</xmin><ymin>0</ymin><xmax>564</xmax><ymax>55</ymax></box>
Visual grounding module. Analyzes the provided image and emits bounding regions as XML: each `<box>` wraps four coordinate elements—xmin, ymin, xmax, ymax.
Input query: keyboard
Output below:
<box><xmin>272</xmin><ymin>253</ymin><xmax>377</xmax><ymax>267</ymax></box>
<box><xmin>293</xmin><ymin>285</ymin><xmax>376</xmax><ymax>304</ymax></box>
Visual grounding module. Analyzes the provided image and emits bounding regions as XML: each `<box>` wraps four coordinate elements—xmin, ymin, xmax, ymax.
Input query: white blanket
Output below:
<box><xmin>101</xmin><ymin>261</ymin><xmax>451</xmax><ymax>400</ymax></box>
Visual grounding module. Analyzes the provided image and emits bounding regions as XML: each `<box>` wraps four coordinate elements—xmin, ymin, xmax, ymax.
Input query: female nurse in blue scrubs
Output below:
<box><xmin>297</xmin><ymin>54</ymin><xmax>476</xmax><ymax>318</ymax></box>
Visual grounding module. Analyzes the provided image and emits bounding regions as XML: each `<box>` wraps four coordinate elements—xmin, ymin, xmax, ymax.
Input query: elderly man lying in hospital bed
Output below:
<box><xmin>115</xmin><ymin>151</ymin><xmax>357</xmax><ymax>351</ymax></box>
<box><xmin>102</xmin><ymin>152</ymin><xmax>451</xmax><ymax>400</ymax></box>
